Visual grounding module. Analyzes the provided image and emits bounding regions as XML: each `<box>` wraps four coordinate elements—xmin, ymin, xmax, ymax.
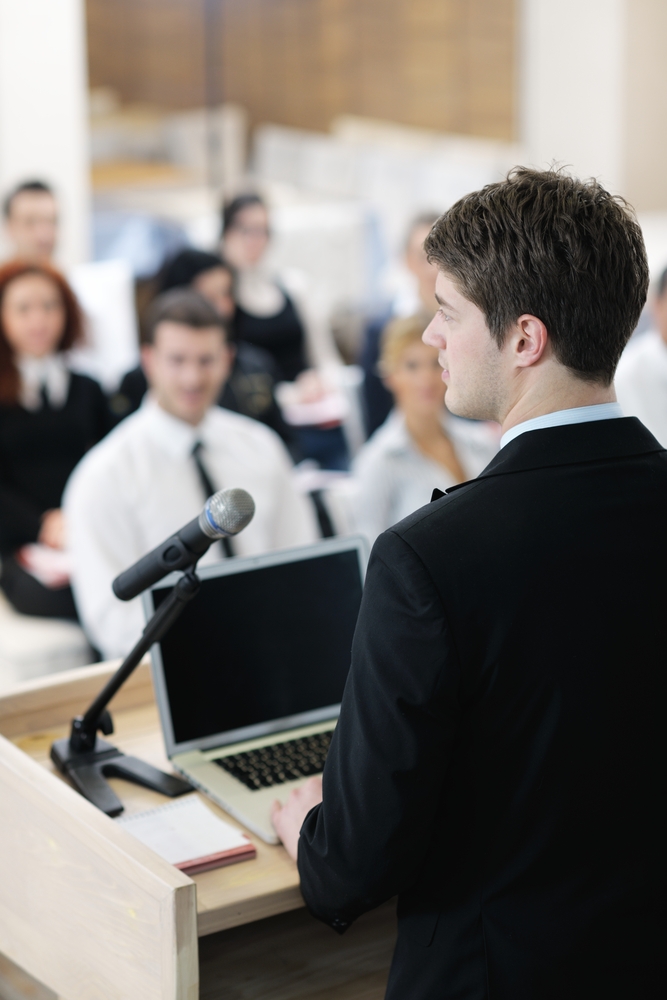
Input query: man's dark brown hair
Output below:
<box><xmin>424</xmin><ymin>167</ymin><xmax>649</xmax><ymax>385</ymax></box>
<box><xmin>143</xmin><ymin>288</ymin><xmax>230</xmax><ymax>345</ymax></box>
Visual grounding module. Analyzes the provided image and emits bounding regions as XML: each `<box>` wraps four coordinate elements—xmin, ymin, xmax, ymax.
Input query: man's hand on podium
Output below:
<box><xmin>271</xmin><ymin>776</ymin><xmax>323</xmax><ymax>861</ymax></box>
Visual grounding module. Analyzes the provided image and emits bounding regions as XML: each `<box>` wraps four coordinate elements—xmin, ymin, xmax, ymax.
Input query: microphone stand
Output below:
<box><xmin>50</xmin><ymin>570</ymin><xmax>200</xmax><ymax>817</ymax></box>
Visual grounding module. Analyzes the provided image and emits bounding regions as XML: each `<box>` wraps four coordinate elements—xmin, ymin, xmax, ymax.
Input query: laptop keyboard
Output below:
<box><xmin>213</xmin><ymin>731</ymin><xmax>333</xmax><ymax>791</ymax></box>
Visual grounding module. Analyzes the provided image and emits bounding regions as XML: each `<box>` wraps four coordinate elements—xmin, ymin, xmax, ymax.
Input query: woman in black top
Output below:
<box><xmin>221</xmin><ymin>195</ymin><xmax>308</xmax><ymax>382</ymax></box>
<box><xmin>0</xmin><ymin>261</ymin><xmax>111</xmax><ymax>618</ymax></box>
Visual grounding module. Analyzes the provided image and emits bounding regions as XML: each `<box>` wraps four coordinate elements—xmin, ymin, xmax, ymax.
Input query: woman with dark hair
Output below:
<box><xmin>0</xmin><ymin>261</ymin><xmax>111</xmax><ymax>618</ymax></box>
<box><xmin>221</xmin><ymin>195</ymin><xmax>309</xmax><ymax>382</ymax></box>
<box><xmin>159</xmin><ymin>248</ymin><xmax>236</xmax><ymax>318</ymax></box>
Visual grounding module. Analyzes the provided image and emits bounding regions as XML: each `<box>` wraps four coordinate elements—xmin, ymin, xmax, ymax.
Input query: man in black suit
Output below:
<box><xmin>272</xmin><ymin>168</ymin><xmax>666</xmax><ymax>998</ymax></box>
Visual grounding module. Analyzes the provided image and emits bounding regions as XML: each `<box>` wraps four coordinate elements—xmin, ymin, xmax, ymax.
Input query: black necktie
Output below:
<box><xmin>191</xmin><ymin>441</ymin><xmax>234</xmax><ymax>558</ymax></box>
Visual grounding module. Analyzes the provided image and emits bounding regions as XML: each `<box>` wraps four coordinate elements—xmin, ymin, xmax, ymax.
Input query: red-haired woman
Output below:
<box><xmin>0</xmin><ymin>261</ymin><xmax>112</xmax><ymax>619</ymax></box>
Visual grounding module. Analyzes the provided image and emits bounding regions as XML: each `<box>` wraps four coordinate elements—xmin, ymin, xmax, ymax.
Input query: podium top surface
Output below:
<box><xmin>0</xmin><ymin>657</ymin><xmax>303</xmax><ymax>938</ymax></box>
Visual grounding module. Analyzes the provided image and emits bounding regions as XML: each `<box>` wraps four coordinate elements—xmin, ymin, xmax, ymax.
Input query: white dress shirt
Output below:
<box><xmin>16</xmin><ymin>354</ymin><xmax>70</xmax><ymax>411</ymax></box>
<box><xmin>499</xmin><ymin>402</ymin><xmax>624</xmax><ymax>449</ymax></box>
<box><xmin>64</xmin><ymin>399</ymin><xmax>319</xmax><ymax>659</ymax></box>
<box><xmin>614</xmin><ymin>330</ymin><xmax>667</xmax><ymax>446</ymax></box>
<box><xmin>352</xmin><ymin>409</ymin><xmax>499</xmax><ymax>543</ymax></box>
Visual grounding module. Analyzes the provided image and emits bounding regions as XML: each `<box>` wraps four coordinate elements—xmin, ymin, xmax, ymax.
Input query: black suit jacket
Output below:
<box><xmin>298</xmin><ymin>418</ymin><xmax>667</xmax><ymax>1000</ymax></box>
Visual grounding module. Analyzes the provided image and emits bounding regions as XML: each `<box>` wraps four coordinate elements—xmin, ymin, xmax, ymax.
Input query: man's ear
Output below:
<box><xmin>510</xmin><ymin>314</ymin><xmax>549</xmax><ymax>370</ymax></box>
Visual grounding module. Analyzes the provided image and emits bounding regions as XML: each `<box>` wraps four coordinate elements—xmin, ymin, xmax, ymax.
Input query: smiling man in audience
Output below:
<box><xmin>64</xmin><ymin>289</ymin><xmax>318</xmax><ymax>660</ymax></box>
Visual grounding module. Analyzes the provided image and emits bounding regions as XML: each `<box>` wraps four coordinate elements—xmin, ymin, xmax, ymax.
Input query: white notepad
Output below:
<box><xmin>116</xmin><ymin>795</ymin><xmax>256</xmax><ymax>874</ymax></box>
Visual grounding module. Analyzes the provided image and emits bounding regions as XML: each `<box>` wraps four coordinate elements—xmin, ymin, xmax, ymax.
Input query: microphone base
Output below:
<box><xmin>50</xmin><ymin>736</ymin><xmax>192</xmax><ymax>817</ymax></box>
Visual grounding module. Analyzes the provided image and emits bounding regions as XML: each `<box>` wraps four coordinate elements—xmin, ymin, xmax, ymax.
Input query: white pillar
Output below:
<box><xmin>0</xmin><ymin>0</ymin><xmax>91</xmax><ymax>266</ymax></box>
<box><xmin>520</xmin><ymin>0</ymin><xmax>627</xmax><ymax>194</ymax></box>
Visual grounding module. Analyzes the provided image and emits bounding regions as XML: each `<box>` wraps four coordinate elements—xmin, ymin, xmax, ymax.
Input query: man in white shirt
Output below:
<box><xmin>614</xmin><ymin>266</ymin><xmax>667</xmax><ymax>446</ymax></box>
<box><xmin>64</xmin><ymin>289</ymin><xmax>318</xmax><ymax>660</ymax></box>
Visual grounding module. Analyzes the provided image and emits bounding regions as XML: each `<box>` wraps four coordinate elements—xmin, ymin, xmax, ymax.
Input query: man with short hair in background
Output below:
<box><xmin>64</xmin><ymin>289</ymin><xmax>318</xmax><ymax>660</ymax></box>
<box><xmin>3</xmin><ymin>180</ymin><xmax>58</xmax><ymax>262</ymax></box>
<box><xmin>615</xmin><ymin>264</ymin><xmax>667</xmax><ymax>445</ymax></box>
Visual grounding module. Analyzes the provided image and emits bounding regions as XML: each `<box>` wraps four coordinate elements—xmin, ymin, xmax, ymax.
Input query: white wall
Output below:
<box><xmin>0</xmin><ymin>0</ymin><xmax>91</xmax><ymax>266</ymax></box>
<box><xmin>520</xmin><ymin>0</ymin><xmax>627</xmax><ymax>194</ymax></box>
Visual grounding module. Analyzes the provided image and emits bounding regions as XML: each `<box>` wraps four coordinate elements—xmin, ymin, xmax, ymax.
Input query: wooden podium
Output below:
<box><xmin>0</xmin><ymin>660</ymin><xmax>395</xmax><ymax>1000</ymax></box>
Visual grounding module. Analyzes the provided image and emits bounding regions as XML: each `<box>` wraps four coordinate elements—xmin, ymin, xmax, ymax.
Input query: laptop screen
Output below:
<box><xmin>148</xmin><ymin>539</ymin><xmax>367</xmax><ymax>754</ymax></box>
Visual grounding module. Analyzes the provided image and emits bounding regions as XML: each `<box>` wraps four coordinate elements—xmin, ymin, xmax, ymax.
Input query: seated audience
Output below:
<box><xmin>2</xmin><ymin>180</ymin><xmax>58</xmax><ymax>262</ymax></box>
<box><xmin>221</xmin><ymin>194</ymin><xmax>309</xmax><ymax>383</ymax></box>
<box><xmin>615</xmin><ymin>265</ymin><xmax>667</xmax><ymax>445</ymax></box>
<box><xmin>360</xmin><ymin>212</ymin><xmax>440</xmax><ymax>436</ymax></box>
<box><xmin>114</xmin><ymin>248</ymin><xmax>294</xmax><ymax>448</ymax></box>
<box><xmin>0</xmin><ymin>261</ymin><xmax>111</xmax><ymax>618</ymax></box>
<box><xmin>352</xmin><ymin>315</ymin><xmax>498</xmax><ymax>543</ymax></box>
<box><xmin>64</xmin><ymin>290</ymin><xmax>318</xmax><ymax>660</ymax></box>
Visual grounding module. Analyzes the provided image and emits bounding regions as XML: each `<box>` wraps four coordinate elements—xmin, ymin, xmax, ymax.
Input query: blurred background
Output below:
<box><xmin>2</xmin><ymin>0</ymin><xmax>667</xmax><ymax>319</ymax></box>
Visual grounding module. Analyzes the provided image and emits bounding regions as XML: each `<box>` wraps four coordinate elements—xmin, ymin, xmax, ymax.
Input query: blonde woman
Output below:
<box><xmin>353</xmin><ymin>314</ymin><xmax>498</xmax><ymax>543</ymax></box>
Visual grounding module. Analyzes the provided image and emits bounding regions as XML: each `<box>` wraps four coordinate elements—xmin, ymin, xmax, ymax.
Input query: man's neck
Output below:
<box><xmin>500</xmin><ymin>378</ymin><xmax>616</xmax><ymax>437</ymax></box>
<box><xmin>150</xmin><ymin>394</ymin><xmax>208</xmax><ymax>429</ymax></box>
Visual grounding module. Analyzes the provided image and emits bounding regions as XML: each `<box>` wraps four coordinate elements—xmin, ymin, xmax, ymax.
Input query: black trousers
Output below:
<box><xmin>1</xmin><ymin>554</ymin><xmax>79</xmax><ymax>620</ymax></box>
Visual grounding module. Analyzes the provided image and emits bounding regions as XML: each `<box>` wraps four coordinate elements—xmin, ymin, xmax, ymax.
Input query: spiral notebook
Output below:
<box><xmin>116</xmin><ymin>795</ymin><xmax>256</xmax><ymax>874</ymax></box>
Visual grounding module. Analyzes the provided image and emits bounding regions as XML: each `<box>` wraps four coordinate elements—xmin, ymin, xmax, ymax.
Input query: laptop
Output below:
<box><xmin>144</xmin><ymin>536</ymin><xmax>368</xmax><ymax>843</ymax></box>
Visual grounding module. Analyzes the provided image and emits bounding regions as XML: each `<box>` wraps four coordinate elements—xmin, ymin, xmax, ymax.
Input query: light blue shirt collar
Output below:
<box><xmin>500</xmin><ymin>402</ymin><xmax>624</xmax><ymax>450</ymax></box>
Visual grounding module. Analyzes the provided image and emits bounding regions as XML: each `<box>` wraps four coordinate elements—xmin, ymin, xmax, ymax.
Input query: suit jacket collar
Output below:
<box><xmin>444</xmin><ymin>417</ymin><xmax>664</xmax><ymax>495</ymax></box>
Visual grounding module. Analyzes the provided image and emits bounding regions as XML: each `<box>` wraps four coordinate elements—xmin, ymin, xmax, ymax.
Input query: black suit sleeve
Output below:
<box><xmin>297</xmin><ymin>527</ymin><xmax>463</xmax><ymax>931</ymax></box>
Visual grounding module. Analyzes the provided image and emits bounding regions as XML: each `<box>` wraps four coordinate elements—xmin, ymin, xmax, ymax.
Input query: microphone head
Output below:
<box><xmin>199</xmin><ymin>488</ymin><xmax>255</xmax><ymax>539</ymax></box>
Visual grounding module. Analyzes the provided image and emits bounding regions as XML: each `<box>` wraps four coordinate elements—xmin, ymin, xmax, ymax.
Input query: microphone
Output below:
<box><xmin>112</xmin><ymin>488</ymin><xmax>255</xmax><ymax>602</ymax></box>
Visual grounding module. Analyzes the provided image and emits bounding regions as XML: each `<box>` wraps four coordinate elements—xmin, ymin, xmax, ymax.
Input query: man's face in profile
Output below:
<box><xmin>5</xmin><ymin>191</ymin><xmax>58</xmax><ymax>261</ymax></box>
<box><xmin>423</xmin><ymin>270</ymin><xmax>504</xmax><ymax>422</ymax></box>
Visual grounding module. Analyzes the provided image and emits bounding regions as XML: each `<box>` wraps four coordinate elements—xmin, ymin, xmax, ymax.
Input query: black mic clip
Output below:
<box><xmin>69</xmin><ymin>709</ymin><xmax>113</xmax><ymax>753</ymax></box>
